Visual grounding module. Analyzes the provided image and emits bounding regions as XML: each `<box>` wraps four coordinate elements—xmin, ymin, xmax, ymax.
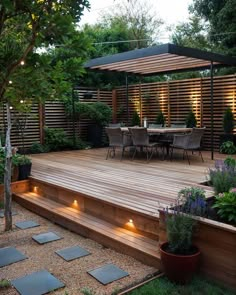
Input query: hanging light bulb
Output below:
<box><xmin>9</xmin><ymin>80</ymin><xmax>13</xmax><ymax>84</ymax></box>
<box><xmin>20</xmin><ymin>100</ymin><xmax>24</xmax><ymax>104</ymax></box>
<box><xmin>20</xmin><ymin>60</ymin><xmax>25</xmax><ymax>66</ymax></box>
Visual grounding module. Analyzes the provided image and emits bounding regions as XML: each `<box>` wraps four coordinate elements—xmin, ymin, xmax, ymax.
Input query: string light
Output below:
<box><xmin>20</xmin><ymin>100</ymin><xmax>24</xmax><ymax>104</ymax></box>
<box><xmin>9</xmin><ymin>80</ymin><xmax>12</xmax><ymax>84</ymax></box>
<box><xmin>20</xmin><ymin>60</ymin><xmax>25</xmax><ymax>65</ymax></box>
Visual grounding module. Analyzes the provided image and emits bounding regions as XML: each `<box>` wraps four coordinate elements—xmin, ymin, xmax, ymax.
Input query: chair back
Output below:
<box><xmin>188</xmin><ymin>127</ymin><xmax>206</xmax><ymax>149</ymax></box>
<box><xmin>129</xmin><ymin>128</ymin><xmax>149</xmax><ymax>146</ymax></box>
<box><xmin>148</xmin><ymin>123</ymin><xmax>162</xmax><ymax>128</ymax></box>
<box><xmin>105</xmin><ymin>127</ymin><xmax>123</xmax><ymax>147</ymax></box>
<box><xmin>171</xmin><ymin>123</ymin><xmax>187</xmax><ymax>128</ymax></box>
<box><xmin>108</xmin><ymin>123</ymin><xmax>121</xmax><ymax>127</ymax></box>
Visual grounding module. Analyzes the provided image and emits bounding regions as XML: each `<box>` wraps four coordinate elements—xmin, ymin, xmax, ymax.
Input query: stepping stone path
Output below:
<box><xmin>11</xmin><ymin>269</ymin><xmax>65</xmax><ymax>295</ymax></box>
<box><xmin>0</xmin><ymin>247</ymin><xmax>27</xmax><ymax>268</ymax></box>
<box><xmin>0</xmin><ymin>210</ymin><xmax>17</xmax><ymax>218</ymax></box>
<box><xmin>55</xmin><ymin>245</ymin><xmax>91</xmax><ymax>261</ymax></box>
<box><xmin>88</xmin><ymin>263</ymin><xmax>129</xmax><ymax>285</ymax></box>
<box><xmin>15</xmin><ymin>220</ymin><xmax>40</xmax><ymax>229</ymax></box>
<box><xmin>32</xmin><ymin>232</ymin><xmax>62</xmax><ymax>244</ymax></box>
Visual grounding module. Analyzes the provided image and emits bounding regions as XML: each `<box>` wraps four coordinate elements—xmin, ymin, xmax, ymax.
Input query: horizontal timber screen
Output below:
<box><xmin>115</xmin><ymin>74</ymin><xmax>236</xmax><ymax>150</ymax></box>
<box><xmin>0</xmin><ymin>75</ymin><xmax>235</xmax><ymax>151</ymax></box>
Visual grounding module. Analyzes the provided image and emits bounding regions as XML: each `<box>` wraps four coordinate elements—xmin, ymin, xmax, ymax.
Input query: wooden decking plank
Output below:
<box><xmin>15</xmin><ymin>192</ymin><xmax>159</xmax><ymax>256</ymax></box>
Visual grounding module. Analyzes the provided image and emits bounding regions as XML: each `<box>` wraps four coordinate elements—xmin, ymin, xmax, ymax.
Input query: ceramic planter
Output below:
<box><xmin>160</xmin><ymin>242</ymin><xmax>200</xmax><ymax>284</ymax></box>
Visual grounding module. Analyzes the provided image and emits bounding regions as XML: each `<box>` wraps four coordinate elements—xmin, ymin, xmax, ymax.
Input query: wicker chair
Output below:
<box><xmin>148</xmin><ymin>123</ymin><xmax>163</xmax><ymax>128</ymax></box>
<box><xmin>128</xmin><ymin>127</ymin><xmax>161</xmax><ymax>161</ymax></box>
<box><xmin>108</xmin><ymin>123</ymin><xmax>122</xmax><ymax>127</ymax></box>
<box><xmin>170</xmin><ymin>127</ymin><xmax>206</xmax><ymax>164</ymax></box>
<box><xmin>105</xmin><ymin>127</ymin><xmax>132</xmax><ymax>160</ymax></box>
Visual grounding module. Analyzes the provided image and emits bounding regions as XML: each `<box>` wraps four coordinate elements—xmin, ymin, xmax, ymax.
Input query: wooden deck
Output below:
<box><xmin>30</xmin><ymin>148</ymin><xmax>215</xmax><ymax>217</ymax></box>
<box><xmin>13</xmin><ymin>148</ymin><xmax>226</xmax><ymax>269</ymax></box>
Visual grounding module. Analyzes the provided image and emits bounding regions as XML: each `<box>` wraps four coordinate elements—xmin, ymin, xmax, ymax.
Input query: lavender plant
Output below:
<box><xmin>208</xmin><ymin>158</ymin><xmax>236</xmax><ymax>194</ymax></box>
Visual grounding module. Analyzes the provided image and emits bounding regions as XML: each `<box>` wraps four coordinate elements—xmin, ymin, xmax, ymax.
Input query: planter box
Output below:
<box><xmin>159</xmin><ymin>210</ymin><xmax>236</xmax><ymax>289</ymax></box>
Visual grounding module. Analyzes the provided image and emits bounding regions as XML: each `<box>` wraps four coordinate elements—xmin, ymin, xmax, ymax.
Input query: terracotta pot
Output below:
<box><xmin>160</xmin><ymin>242</ymin><xmax>200</xmax><ymax>284</ymax></box>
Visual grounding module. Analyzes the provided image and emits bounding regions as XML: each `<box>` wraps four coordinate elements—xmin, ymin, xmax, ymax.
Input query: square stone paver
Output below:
<box><xmin>32</xmin><ymin>232</ymin><xmax>62</xmax><ymax>244</ymax></box>
<box><xmin>0</xmin><ymin>210</ymin><xmax>17</xmax><ymax>218</ymax></box>
<box><xmin>11</xmin><ymin>269</ymin><xmax>65</xmax><ymax>295</ymax></box>
<box><xmin>15</xmin><ymin>220</ymin><xmax>40</xmax><ymax>229</ymax></box>
<box><xmin>0</xmin><ymin>247</ymin><xmax>27</xmax><ymax>268</ymax></box>
<box><xmin>87</xmin><ymin>263</ymin><xmax>129</xmax><ymax>285</ymax></box>
<box><xmin>55</xmin><ymin>245</ymin><xmax>90</xmax><ymax>261</ymax></box>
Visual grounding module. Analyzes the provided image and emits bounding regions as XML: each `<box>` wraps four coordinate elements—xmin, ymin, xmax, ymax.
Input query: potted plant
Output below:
<box><xmin>131</xmin><ymin>111</ymin><xmax>140</xmax><ymax>126</ymax></box>
<box><xmin>220</xmin><ymin>107</ymin><xmax>236</xmax><ymax>147</ymax></box>
<box><xmin>13</xmin><ymin>154</ymin><xmax>32</xmax><ymax>180</ymax></box>
<box><xmin>155</xmin><ymin>111</ymin><xmax>165</xmax><ymax>127</ymax></box>
<box><xmin>185</xmin><ymin>110</ymin><xmax>197</xmax><ymax>128</ymax></box>
<box><xmin>159</xmin><ymin>187</ymin><xmax>204</xmax><ymax>284</ymax></box>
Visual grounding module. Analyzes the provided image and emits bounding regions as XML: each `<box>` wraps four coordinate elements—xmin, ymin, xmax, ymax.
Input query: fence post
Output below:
<box><xmin>39</xmin><ymin>103</ymin><xmax>45</xmax><ymax>144</ymax></box>
<box><xmin>112</xmin><ymin>89</ymin><xmax>117</xmax><ymax>123</ymax></box>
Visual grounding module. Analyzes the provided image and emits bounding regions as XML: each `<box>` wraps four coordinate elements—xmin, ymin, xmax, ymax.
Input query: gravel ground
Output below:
<box><xmin>0</xmin><ymin>202</ymin><xmax>158</xmax><ymax>295</ymax></box>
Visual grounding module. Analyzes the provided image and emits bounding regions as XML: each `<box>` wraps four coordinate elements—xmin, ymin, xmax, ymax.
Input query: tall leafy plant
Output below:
<box><xmin>223</xmin><ymin>107</ymin><xmax>234</xmax><ymax>134</ymax></box>
<box><xmin>155</xmin><ymin>111</ymin><xmax>165</xmax><ymax>127</ymax></box>
<box><xmin>185</xmin><ymin>111</ymin><xmax>197</xmax><ymax>128</ymax></box>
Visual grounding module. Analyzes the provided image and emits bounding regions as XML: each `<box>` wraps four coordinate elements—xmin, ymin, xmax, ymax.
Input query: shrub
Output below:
<box><xmin>30</xmin><ymin>142</ymin><xmax>50</xmax><ymax>154</ymax></box>
<box><xmin>0</xmin><ymin>279</ymin><xmax>11</xmax><ymax>288</ymax></box>
<box><xmin>223</xmin><ymin>107</ymin><xmax>234</xmax><ymax>134</ymax></box>
<box><xmin>213</xmin><ymin>189</ymin><xmax>236</xmax><ymax>224</ymax></box>
<box><xmin>155</xmin><ymin>111</ymin><xmax>165</xmax><ymax>127</ymax></box>
<box><xmin>131</xmin><ymin>111</ymin><xmax>140</xmax><ymax>126</ymax></box>
<box><xmin>185</xmin><ymin>111</ymin><xmax>197</xmax><ymax>128</ymax></box>
<box><xmin>44</xmin><ymin>127</ymin><xmax>70</xmax><ymax>151</ymax></box>
<box><xmin>178</xmin><ymin>187</ymin><xmax>206</xmax><ymax>216</ymax></box>
<box><xmin>220</xmin><ymin>141</ymin><xmax>236</xmax><ymax>154</ymax></box>
<box><xmin>208</xmin><ymin>159</ymin><xmax>236</xmax><ymax>194</ymax></box>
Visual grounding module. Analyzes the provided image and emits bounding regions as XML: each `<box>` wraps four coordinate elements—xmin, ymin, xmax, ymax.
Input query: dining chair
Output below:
<box><xmin>148</xmin><ymin>123</ymin><xmax>163</xmax><ymax>128</ymax></box>
<box><xmin>108</xmin><ymin>123</ymin><xmax>122</xmax><ymax>127</ymax></box>
<box><xmin>170</xmin><ymin>127</ymin><xmax>206</xmax><ymax>164</ymax></box>
<box><xmin>105</xmin><ymin>127</ymin><xmax>132</xmax><ymax>160</ymax></box>
<box><xmin>128</xmin><ymin>127</ymin><xmax>161</xmax><ymax>161</ymax></box>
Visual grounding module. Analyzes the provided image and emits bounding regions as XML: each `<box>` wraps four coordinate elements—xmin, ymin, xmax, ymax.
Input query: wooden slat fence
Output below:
<box><xmin>115</xmin><ymin>74</ymin><xmax>236</xmax><ymax>150</ymax></box>
<box><xmin>0</xmin><ymin>75</ymin><xmax>235</xmax><ymax>150</ymax></box>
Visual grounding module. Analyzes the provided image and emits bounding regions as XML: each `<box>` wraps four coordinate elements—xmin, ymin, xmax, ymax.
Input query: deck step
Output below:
<box><xmin>13</xmin><ymin>192</ymin><xmax>161</xmax><ymax>268</ymax></box>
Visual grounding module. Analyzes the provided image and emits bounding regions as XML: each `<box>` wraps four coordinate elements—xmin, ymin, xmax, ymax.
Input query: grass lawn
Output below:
<box><xmin>128</xmin><ymin>275</ymin><xmax>235</xmax><ymax>295</ymax></box>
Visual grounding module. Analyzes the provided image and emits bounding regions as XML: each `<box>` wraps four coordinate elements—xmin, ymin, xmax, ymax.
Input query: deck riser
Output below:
<box><xmin>29</xmin><ymin>178</ymin><xmax>160</xmax><ymax>240</ymax></box>
<box><xmin>13</xmin><ymin>193</ymin><xmax>162</xmax><ymax>269</ymax></box>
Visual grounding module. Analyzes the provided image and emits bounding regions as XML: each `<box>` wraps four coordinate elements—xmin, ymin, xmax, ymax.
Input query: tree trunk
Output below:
<box><xmin>4</xmin><ymin>103</ymin><xmax>12</xmax><ymax>231</ymax></box>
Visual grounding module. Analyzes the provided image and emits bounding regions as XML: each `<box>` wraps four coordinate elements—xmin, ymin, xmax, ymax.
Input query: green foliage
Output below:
<box><xmin>223</xmin><ymin>108</ymin><xmax>234</xmax><ymax>134</ymax></box>
<box><xmin>178</xmin><ymin>187</ymin><xmax>206</xmax><ymax>216</ymax></box>
<box><xmin>166</xmin><ymin>209</ymin><xmax>196</xmax><ymax>255</ymax></box>
<box><xmin>65</xmin><ymin>101</ymin><xmax>112</xmax><ymax>126</ymax></box>
<box><xmin>224</xmin><ymin>156</ymin><xmax>236</xmax><ymax>168</ymax></box>
<box><xmin>155</xmin><ymin>111</ymin><xmax>165</xmax><ymax>127</ymax></box>
<box><xmin>209</xmin><ymin>159</ymin><xmax>236</xmax><ymax>194</ymax></box>
<box><xmin>0</xmin><ymin>279</ymin><xmax>11</xmax><ymax>289</ymax></box>
<box><xmin>0</xmin><ymin>201</ymin><xmax>4</xmax><ymax>209</ymax></box>
<box><xmin>191</xmin><ymin>0</ymin><xmax>236</xmax><ymax>55</ymax></box>
<box><xmin>30</xmin><ymin>142</ymin><xmax>50</xmax><ymax>154</ymax></box>
<box><xmin>12</xmin><ymin>154</ymin><xmax>31</xmax><ymax>166</ymax></box>
<box><xmin>220</xmin><ymin>141</ymin><xmax>236</xmax><ymax>154</ymax></box>
<box><xmin>81</xmin><ymin>287</ymin><xmax>96</xmax><ymax>295</ymax></box>
<box><xmin>85</xmin><ymin>102</ymin><xmax>112</xmax><ymax>126</ymax></box>
<box><xmin>131</xmin><ymin>111</ymin><xmax>141</xmax><ymax>126</ymax></box>
<box><xmin>44</xmin><ymin>127</ymin><xmax>70</xmax><ymax>151</ymax></box>
<box><xmin>185</xmin><ymin>111</ymin><xmax>197</xmax><ymax>128</ymax></box>
<box><xmin>213</xmin><ymin>190</ymin><xmax>236</xmax><ymax>224</ymax></box>
<box><xmin>129</xmin><ymin>275</ymin><xmax>235</xmax><ymax>295</ymax></box>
